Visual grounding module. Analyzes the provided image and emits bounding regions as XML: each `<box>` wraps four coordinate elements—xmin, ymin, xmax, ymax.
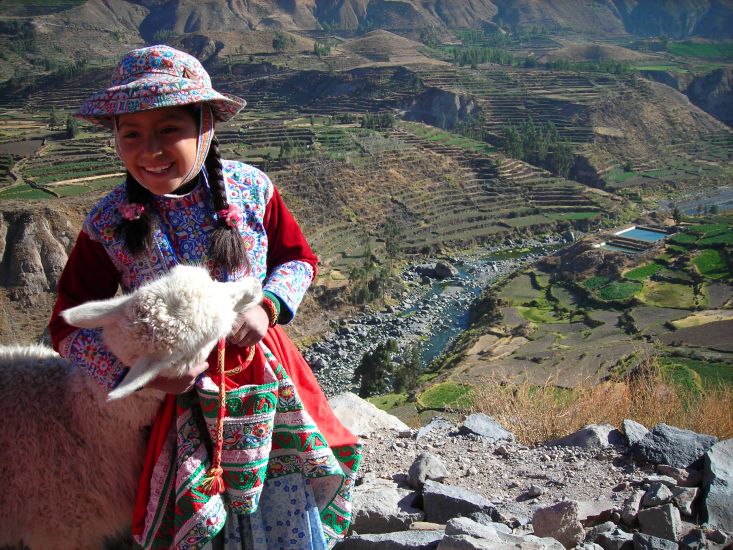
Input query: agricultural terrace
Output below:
<box><xmin>421</xmin><ymin>214</ymin><xmax>732</xmax><ymax>410</ymax></box>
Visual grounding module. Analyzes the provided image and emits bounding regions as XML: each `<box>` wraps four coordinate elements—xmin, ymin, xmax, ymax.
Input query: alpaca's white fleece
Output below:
<box><xmin>0</xmin><ymin>344</ymin><xmax>164</xmax><ymax>549</ymax></box>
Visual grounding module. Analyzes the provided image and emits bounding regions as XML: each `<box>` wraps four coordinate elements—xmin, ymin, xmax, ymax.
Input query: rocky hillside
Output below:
<box><xmin>0</xmin><ymin>199</ymin><xmax>91</xmax><ymax>344</ymax></box>
<box><xmin>331</xmin><ymin>392</ymin><xmax>733</xmax><ymax>549</ymax></box>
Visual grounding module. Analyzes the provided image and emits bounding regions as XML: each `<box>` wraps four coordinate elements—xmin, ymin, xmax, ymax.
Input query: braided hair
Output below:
<box><xmin>118</xmin><ymin>172</ymin><xmax>156</xmax><ymax>254</ymax></box>
<box><xmin>117</xmin><ymin>119</ymin><xmax>248</xmax><ymax>273</ymax></box>
<box><xmin>206</xmin><ymin>136</ymin><xmax>249</xmax><ymax>273</ymax></box>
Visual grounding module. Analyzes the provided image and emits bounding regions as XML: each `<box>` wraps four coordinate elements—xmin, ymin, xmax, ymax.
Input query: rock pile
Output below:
<box><xmin>331</xmin><ymin>394</ymin><xmax>733</xmax><ymax>550</ymax></box>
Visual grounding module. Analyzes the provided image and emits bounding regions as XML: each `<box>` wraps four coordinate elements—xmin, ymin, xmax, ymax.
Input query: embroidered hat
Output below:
<box><xmin>77</xmin><ymin>45</ymin><xmax>246</xmax><ymax>127</ymax></box>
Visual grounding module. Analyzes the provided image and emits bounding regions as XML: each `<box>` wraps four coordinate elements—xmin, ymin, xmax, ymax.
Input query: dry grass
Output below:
<box><xmin>468</xmin><ymin>351</ymin><xmax>733</xmax><ymax>446</ymax></box>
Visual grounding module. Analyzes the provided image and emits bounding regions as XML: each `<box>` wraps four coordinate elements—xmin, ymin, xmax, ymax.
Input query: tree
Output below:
<box><xmin>393</xmin><ymin>344</ymin><xmax>420</xmax><ymax>396</ymax></box>
<box><xmin>551</xmin><ymin>140</ymin><xmax>574</xmax><ymax>178</ymax></box>
<box><xmin>48</xmin><ymin>106</ymin><xmax>58</xmax><ymax>127</ymax></box>
<box><xmin>353</xmin><ymin>340</ymin><xmax>397</xmax><ymax>397</ymax></box>
<box><xmin>65</xmin><ymin>115</ymin><xmax>78</xmax><ymax>138</ymax></box>
<box><xmin>672</xmin><ymin>206</ymin><xmax>682</xmax><ymax>224</ymax></box>
<box><xmin>272</xmin><ymin>31</ymin><xmax>295</xmax><ymax>52</ymax></box>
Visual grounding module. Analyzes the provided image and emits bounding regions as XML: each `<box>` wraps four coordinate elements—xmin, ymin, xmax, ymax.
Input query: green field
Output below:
<box><xmin>693</xmin><ymin>249</ymin><xmax>729</xmax><ymax>279</ymax></box>
<box><xmin>639</xmin><ymin>281</ymin><xmax>696</xmax><ymax>308</ymax></box>
<box><xmin>417</xmin><ymin>381</ymin><xmax>473</xmax><ymax>410</ymax></box>
<box><xmin>667</xmin><ymin>41</ymin><xmax>733</xmax><ymax>61</ymax></box>
<box><xmin>661</xmin><ymin>357</ymin><xmax>733</xmax><ymax>390</ymax></box>
<box><xmin>597</xmin><ymin>281</ymin><xmax>642</xmax><ymax>301</ymax></box>
<box><xmin>625</xmin><ymin>263</ymin><xmax>662</xmax><ymax>281</ymax></box>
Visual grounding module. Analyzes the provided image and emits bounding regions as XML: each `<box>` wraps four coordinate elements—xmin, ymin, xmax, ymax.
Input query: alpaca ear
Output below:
<box><xmin>107</xmin><ymin>355</ymin><xmax>171</xmax><ymax>400</ymax></box>
<box><xmin>232</xmin><ymin>278</ymin><xmax>264</xmax><ymax>312</ymax></box>
<box><xmin>61</xmin><ymin>295</ymin><xmax>129</xmax><ymax>329</ymax></box>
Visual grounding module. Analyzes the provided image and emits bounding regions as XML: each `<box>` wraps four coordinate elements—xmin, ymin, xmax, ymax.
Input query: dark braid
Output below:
<box><xmin>118</xmin><ymin>172</ymin><xmax>156</xmax><ymax>254</ymax></box>
<box><xmin>206</xmin><ymin>136</ymin><xmax>249</xmax><ymax>273</ymax></box>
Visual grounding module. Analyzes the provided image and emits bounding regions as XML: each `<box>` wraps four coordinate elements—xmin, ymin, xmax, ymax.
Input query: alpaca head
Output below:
<box><xmin>62</xmin><ymin>265</ymin><xmax>263</xmax><ymax>399</ymax></box>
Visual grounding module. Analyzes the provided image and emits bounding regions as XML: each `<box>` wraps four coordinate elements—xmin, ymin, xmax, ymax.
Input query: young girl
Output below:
<box><xmin>48</xmin><ymin>45</ymin><xmax>360</xmax><ymax>550</ymax></box>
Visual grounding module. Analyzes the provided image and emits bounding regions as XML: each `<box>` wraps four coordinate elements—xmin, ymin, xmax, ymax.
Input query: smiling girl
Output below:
<box><xmin>48</xmin><ymin>45</ymin><xmax>360</xmax><ymax>549</ymax></box>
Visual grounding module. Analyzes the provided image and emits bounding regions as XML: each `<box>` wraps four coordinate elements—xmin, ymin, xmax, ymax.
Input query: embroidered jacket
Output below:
<box><xmin>49</xmin><ymin>161</ymin><xmax>318</xmax><ymax>389</ymax></box>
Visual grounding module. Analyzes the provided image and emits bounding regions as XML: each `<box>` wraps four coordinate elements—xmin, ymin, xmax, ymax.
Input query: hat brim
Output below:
<box><xmin>76</xmin><ymin>75</ymin><xmax>246</xmax><ymax>128</ymax></box>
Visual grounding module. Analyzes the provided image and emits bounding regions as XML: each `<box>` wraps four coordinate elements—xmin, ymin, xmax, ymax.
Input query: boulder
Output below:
<box><xmin>631</xmin><ymin>424</ymin><xmax>717</xmax><ymax>469</ymax></box>
<box><xmin>329</xmin><ymin>392</ymin><xmax>410</xmax><ymax>437</ymax></box>
<box><xmin>655</xmin><ymin>464</ymin><xmax>702</xmax><ymax>488</ymax></box>
<box><xmin>459</xmin><ymin>414</ymin><xmax>514</xmax><ymax>444</ymax></box>
<box><xmin>595</xmin><ymin>527</ymin><xmax>634</xmax><ymax>550</ymax></box>
<box><xmin>577</xmin><ymin>498</ymin><xmax>615</xmax><ymax>526</ymax></box>
<box><xmin>351</xmin><ymin>476</ymin><xmax>425</xmax><ymax>534</ymax></box>
<box><xmin>434</xmin><ymin>261</ymin><xmax>459</xmax><ymax>279</ymax></box>
<box><xmin>641</xmin><ymin>483</ymin><xmax>673</xmax><ymax>508</ymax></box>
<box><xmin>422</xmin><ymin>481</ymin><xmax>495</xmax><ymax>524</ymax></box>
<box><xmin>440</xmin><ymin>518</ymin><xmax>564</xmax><ymax>549</ymax></box>
<box><xmin>670</xmin><ymin>486</ymin><xmax>699</xmax><ymax>517</ymax></box>
<box><xmin>632</xmin><ymin>532</ymin><xmax>678</xmax><ymax>550</ymax></box>
<box><xmin>622</xmin><ymin>419</ymin><xmax>649</xmax><ymax>447</ymax></box>
<box><xmin>335</xmin><ymin>529</ymin><xmax>444</xmax><ymax>549</ymax></box>
<box><xmin>678</xmin><ymin>528</ymin><xmax>706</xmax><ymax>550</ymax></box>
<box><xmin>532</xmin><ymin>500</ymin><xmax>585</xmax><ymax>548</ymax></box>
<box><xmin>548</xmin><ymin>424</ymin><xmax>625</xmax><ymax>449</ymax></box>
<box><xmin>417</xmin><ymin>417</ymin><xmax>456</xmax><ymax>441</ymax></box>
<box><xmin>636</xmin><ymin>504</ymin><xmax>681</xmax><ymax>542</ymax></box>
<box><xmin>621</xmin><ymin>490</ymin><xmax>645</xmax><ymax>527</ymax></box>
<box><xmin>702</xmin><ymin>438</ymin><xmax>733</xmax><ymax>531</ymax></box>
<box><xmin>408</xmin><ymin>453</ymin><xmax>449</xmax><ymax>489</ymax></box>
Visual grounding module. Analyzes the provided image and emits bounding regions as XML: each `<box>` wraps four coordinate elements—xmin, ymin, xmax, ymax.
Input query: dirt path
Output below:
<box><xmin>45</xmin><ymin>172</ymin><xmax>125</xmax><ymax>186</ymax></box>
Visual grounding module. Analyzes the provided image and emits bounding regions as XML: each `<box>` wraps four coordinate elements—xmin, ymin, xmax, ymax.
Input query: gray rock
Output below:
<box><xmin>422</xmin><ymin>480</ymin><xmax>495</xmax><ymax>524</ymax></box>
<box><xmin>526</xmin><ymin>484</ymin><xmax>544</xmax><ymax>498</ymax></box>
<box><xmin>577</xmin><ymin>498</ymin><xmax>615</xmax><ymax>526</ymax></box>
<box><xmin>459</xmin><ymin>414</ymin><xmax>514</xmax><ymax>444</ymax></box>
<box><xmin>678</xmin><ymin>528</ymin><xmax>706</xmax><ymax>550</ymax></box>
<box><xmin>702</xmin><ymin>438</ymin><xmax>733</xmax><ymax>531</ymax></box>
<box><xmin>706</xmin><ymin>528</ymin><xmax>728</xmax><ymax>544</ymax></box>
<box><xmin>548</xmin><ymin>424</ymin><xmax>625</xmax><ymax>449</ymax></box>
<box><xmin>595</xmin><ymin>527</ymin><xmax>634</xmax><ymax>550</ymax></box>
<box><xmin>532</xmin><ymin>500</ymin><xmax>585</xmax><ymax>548</ymax></box>
<box><xmin>670</xmin><ymin>486</ymin><xmax>699</xmax><ymax>516</ymax></box>
<box><xmin>632</xmin><ymin>532</ymin><xmax>678</xmax><ymax>550</ymax></box>
<box><xmin>408</xmin><ymin>453</ymin><xmax>449</xmax><ymax>489</ymax></box>
<box><xmin>351</xmin><ymin>477</ymin><xmax>424</xmax><ymax>534</ymax></box>
<box><xmin>621</xmin><ymin>490</ymin><xmax>645</xmax><ymax>527</ymax></box>
<box><xmin>623</xmin><ymin>419</ymin><xmax>649</xmax><ymax>447</ymax></box>
<box><xmin>586</xmin><ymin>521</ymin><xmax>616</xmax><ymax>542</ymax></box>
<box><xmin>637</xmin><ymin>504</ymin><xmax>681</xmax><ymax>542</ymax></box>
<box><xmin>434</xmin><ymin>261</ymin><xmax>459</xmax><ymax>279</ymax></box>
<box><xmin>336</xmin><ymin>529</ymin><xmax>444</xmax><ymax>549</ymax></box>
<box><xmin>417</xmin><ymin>417</ymin><xmax>456</xmax><ymax>441</ymax></box>
<box><xmin>329</xmin><ymin>392</ymin><xmax>410</xmax><ymax>437</ymax></box>
<box><xmin>444</xmin><ymin>517</ymin><xmax>501</xmax><ymax>542</ymax></box>
<box><xmin>656</xmin><ymin>464</ymin><xmax>702</xmax><ymax>487</ymax></box>
<box><xmin>631</xmin><ymin>423</ymin><xmax>717</xmax><ymax>469</ymax></box>
<box><xmin>577</xmin><ymin>545</ymin><xmax>604</xmax><ymax>550</ymax></box>
<box><xmin>641</xmin><ymin>483</ymin><xmax>673</xmax><ymax>508</ymax></box>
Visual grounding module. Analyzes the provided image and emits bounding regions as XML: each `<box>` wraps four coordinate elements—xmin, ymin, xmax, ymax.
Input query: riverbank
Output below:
<box><xmin>308</xmin><ymin>235</ymin><xmax>573</xmax><ymax>397</ymax></box>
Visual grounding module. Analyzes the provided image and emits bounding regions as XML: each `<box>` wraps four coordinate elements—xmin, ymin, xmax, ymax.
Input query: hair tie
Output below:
<box><xmin>119</xmin><ymin>203</ymin><xmax>145</xmax><ymax>220</ymax></box>
<box><xmin>217</xmin><ymin>204</ymin><xmax>242</xmax><ymax>229</ymax></box>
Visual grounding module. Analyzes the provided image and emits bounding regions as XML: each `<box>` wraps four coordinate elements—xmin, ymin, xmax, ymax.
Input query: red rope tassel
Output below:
<box><xmin>200</xmin><ymin>338</ymin><xmax>228</xmax><ymax>496</ymax></box>
<box><xmin>199</xmin><ymin>339</ymin><xmax>256</xmax><ymax>497</ymax></box>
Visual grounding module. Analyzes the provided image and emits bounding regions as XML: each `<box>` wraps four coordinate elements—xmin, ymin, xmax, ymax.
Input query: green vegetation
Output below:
<box><xmin>353</xmin><ymin>339</ymin><xmax>397</xmax><ymax>398</ymax></box>
<box><xmin>639</xmin><ymin>281</ymin><xmax>696</xmax><ymax>309</ymax></box>
<box><xmin>666</xmin><ymin>41</ymin><xmax>733</xmax><ymax>61</ymax></box>
<box><xmin>417</xmin><ymin>381</ymin><xmax>472</xmax><ymax>410</ymax></box>
<box><xmin>597</xmin><ymin>281</ymin><xmax>642</xmax><ymax>302</ymax></box>
<box><xmin>625</xmin><ymin>263</ymin><xmax>662</xmax><ymax>281</ymax></box>
<box><xmin>692</xmin><ymin>249</ymin><xmax>728</xmax><ymax>279</ymax></box>
<box><xmin>661</xmin><ymin>357</ymin><xmax>733</xmax><ymax>389</ymax></box>
<box><xmin>503</xmin><ymin>118</ymin><xmax>575</xmax><ymax>176</ymax></box>
<box><xmin>583</xmin><ymin>275</ymin><xmax>610</xmax><ymax>290</ymax></box>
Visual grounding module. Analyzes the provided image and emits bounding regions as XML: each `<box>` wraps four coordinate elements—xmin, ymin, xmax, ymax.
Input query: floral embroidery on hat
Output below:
<box><xmin>77</xmin><ymin>45</ymin><xmax>246</xmax><ymax>128</ymax></box>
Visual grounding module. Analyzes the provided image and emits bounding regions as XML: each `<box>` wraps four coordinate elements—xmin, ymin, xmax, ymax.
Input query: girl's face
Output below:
<box><xmin>116</xmin><ymin>107</ymin><xmax>198</xmax><ymax>195</ymax></box>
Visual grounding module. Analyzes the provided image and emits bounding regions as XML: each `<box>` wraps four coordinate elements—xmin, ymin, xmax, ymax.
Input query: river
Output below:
<box><xmin>306</xmin><ymin>238</ymin><xmax>568</xmax><ymax>396</ymax></box>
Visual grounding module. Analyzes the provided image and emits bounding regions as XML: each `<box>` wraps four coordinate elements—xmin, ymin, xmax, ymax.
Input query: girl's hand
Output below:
<box><xmin>228</xmin><ymin>305</ymin><xmax>269</xmax><ymax>347</ymax></box>
<box><xmin>145</xmin><ymin>361</ymin><xmax>210</xmax><ymax>394</ymax></box>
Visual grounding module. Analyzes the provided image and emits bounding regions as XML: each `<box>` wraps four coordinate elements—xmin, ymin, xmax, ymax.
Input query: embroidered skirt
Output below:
<box><xmin>131</xmin><ymin>326</ymin><xmax>361</xmax><ymax>549</ymax></box>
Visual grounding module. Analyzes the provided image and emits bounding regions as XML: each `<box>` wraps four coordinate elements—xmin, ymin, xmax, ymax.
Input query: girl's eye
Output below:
<box><xmin>161</xmin><ymin>126</ymin><xmax>180</xmax><ymax>134</ymax></box>
<box><xmin>121</xmin><ymin>132</ymin><xmax>139</xmax><ymax>139</ymax></box>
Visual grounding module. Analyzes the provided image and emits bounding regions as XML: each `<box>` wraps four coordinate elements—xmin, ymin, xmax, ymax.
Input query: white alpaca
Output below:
<box><xmin>0</xmin><ymin>344</ymin><xmax>163</xmax><ymax>549</ymax></box>
<box><xmin>62</xmin><ymin>264</ymin><xmax>263</xmax><ymax>399</ymax></box>
<box><xmin>0</xmin><ymin>266</ymin><xmax>263</xmax><ymax>548</ymax></box>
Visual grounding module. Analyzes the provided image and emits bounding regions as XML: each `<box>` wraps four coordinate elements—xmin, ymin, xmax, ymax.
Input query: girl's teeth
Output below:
<box><xmin>146</xmin><ymin>164</ymin><xmax>171</xmax><ymax>173</ymax></box>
